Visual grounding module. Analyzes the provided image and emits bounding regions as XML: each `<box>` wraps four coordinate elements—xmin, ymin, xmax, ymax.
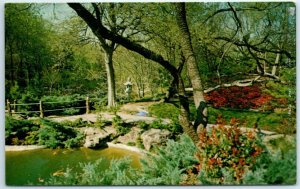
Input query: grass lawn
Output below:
<box><xmin>148</xmin><ymin>102</ymin><xmax>295</xmax><ymax>134</ymax></box>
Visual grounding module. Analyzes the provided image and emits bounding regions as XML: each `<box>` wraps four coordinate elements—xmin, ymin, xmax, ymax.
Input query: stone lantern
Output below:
<box><xmin>124</xmin><ymin>78</ymin><xmax>133</xmax><ymax>100</ymax></box>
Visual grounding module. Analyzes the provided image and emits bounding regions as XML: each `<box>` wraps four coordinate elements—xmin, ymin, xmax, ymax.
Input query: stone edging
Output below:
<box><xmin>107</xmin><ymin>142</ymin><xmax>147</xmax><ymax>155</ymax></box>
<box><xmin>5</xmin><ymin>145</ymin><xmax>47</xmax><ymax>151</ymax></box>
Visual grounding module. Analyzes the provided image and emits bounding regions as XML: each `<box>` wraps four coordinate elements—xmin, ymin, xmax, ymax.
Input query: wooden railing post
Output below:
<box><xmin>86</xmin><ymin>96</ymin><xmax>90</xmax><ymax>114</ymax></box>
<box><xmin>39</xmin><ymin>100</ymin><xmax>44</xmax><ymax>118</ymax></box>
<box><xmin>7</xmin><ymin>99</ymin><xmax>12</xmax><ymax>116</ymax></box>
<box><xmin>13</xmin><ymin>100</ymin><xmax>16</xmax><ymax>113</ymax></box>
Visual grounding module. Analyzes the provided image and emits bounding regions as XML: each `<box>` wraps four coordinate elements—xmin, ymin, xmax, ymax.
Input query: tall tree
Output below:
<box><xmin>5</xmin><ymin>4</ymin><xmax>52</xmax><ymax>99</ymax></box>
<box><xmin>174</xmin><ymin>3</ymin><xmax>208</xmax><ymax>133</ymax></box>
<box><xmin>68</xmin><ymin>3</ymin><xmax>201</xmax><ymax>142</ymax></box>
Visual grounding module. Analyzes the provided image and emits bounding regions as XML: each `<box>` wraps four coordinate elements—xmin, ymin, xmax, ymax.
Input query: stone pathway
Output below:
<box><xmin>48</xmin><ymin>112</ymin><xmax>286</xmax><ymax>143</ymax></box>
<box><xmin>49</xmin><ymin>112</ymin><xmax>170</xmax><ymax>124</ymax></box>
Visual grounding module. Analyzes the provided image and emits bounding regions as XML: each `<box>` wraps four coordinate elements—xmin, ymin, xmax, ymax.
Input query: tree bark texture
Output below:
<box><xmin>174</xmin><ymin>3</ymin><xmax>208</xmax><ymax>132</ymax></box>
<box><xmin>104</xmin><ymin>49</ymin><xmax>117</xmax><ymax>107</ymax></box>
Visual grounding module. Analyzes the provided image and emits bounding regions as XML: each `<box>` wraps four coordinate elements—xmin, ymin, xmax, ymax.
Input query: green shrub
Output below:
<box><xmin>44</xmin><ymin>134</ymin><xmax>198</xmax><ymax>185</ymax></box>
<box><xmin>136</xmin><ymin>121</ymin><xmax>149</xmax><ymax>130</ymax></box>
<box><xmin>60</xmin><ymin>118</ymin><xmax>87</xmax><ymax>128</ymax></box>
<box><xmin>24</xmin><ymin>131</ymin><xmax>39</xmax><ymax>145</ymax></box>
<box><xmin>136</xmin><ymin>136</ymin><xmax>144</xmax><ymax>149</ymax></box>
<box><xmin>93</xmin><ymin>115</ymin><xmax>110</xmax><ymax>129</ymax></box>
<box><xmin>63</xmin><ymin>108</ymin><xmax>80</xmax><ymax>115</ymax></box>
<box><xmin>137</xmin><ymin>134</ymin><xmax>199</xmax><ymax>185</ymax></box>
<box><xmin>37</xmin><ymin>119</ymin><xmax>84</xmax><ymax>149</ymax></box>
<box><xmin>243</xmin><ymin>149</ymin><xmax>296</xmax><ymax>184</ymax></box>
<box><xmin>127</xmin><ymin>142</ymin><xmax>136</xmax><ymax>146</ymax></box>
<box><xmin>45</xmin><ymin>158</ymin><xmax>136</xmax><ymax>185</ymax></box>
<box><xmin>41</xmin><ymin>94</ymin><xmax>86</xmax><ymax>116</ymax></box>
<box><xmin>5</xmin><ymin>116</ymin><xmax>40</xmax><ymax>145</ymax></box>
<box><xmin>149</xmin><ymin>119</ymin><xmax>168</xmax><ymax>130</ymax></box>
<box><xmin>112</xmin><ymin>115</ymin><xmax>130</xmax><ymax>135</ymax></box>
<box><xmin>195</xmin><ymin>120</ymin><xmax>266</xmax><ymax>184</ymax></box>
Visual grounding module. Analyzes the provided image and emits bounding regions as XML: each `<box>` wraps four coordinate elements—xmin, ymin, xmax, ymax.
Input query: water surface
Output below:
<box><xmin>6</xmin><ymin>147</ymin><xmax>141</xmax><ymax>185</ymax></box>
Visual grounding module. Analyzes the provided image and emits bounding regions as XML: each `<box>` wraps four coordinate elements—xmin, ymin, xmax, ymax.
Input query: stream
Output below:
<box><xmin>5</xmin><ymin>147</ymin><xmax>141</xmax><ymax>186</ymax></box>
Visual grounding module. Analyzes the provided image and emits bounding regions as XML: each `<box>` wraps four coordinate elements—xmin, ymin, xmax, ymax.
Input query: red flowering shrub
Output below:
<box><xmin>194</xmin><ymin>118</ymin><xmax>265</xmax><ymax>184</ymax></box>
<box><xmin>205</xmin><ymin>85</ymin><xmax>273</xmax><ymax>109</ymax></box>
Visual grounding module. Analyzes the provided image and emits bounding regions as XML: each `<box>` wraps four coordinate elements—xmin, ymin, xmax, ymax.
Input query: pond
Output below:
<box><xmin>6</xmin><ymin>147</ymin><xmax>141</xmax><ymax>186</ymax></box>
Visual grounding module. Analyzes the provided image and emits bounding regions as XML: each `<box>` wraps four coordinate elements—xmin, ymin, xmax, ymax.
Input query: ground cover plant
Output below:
<box><xmin>5</xmin><ymin>117</ymin><xmax>84</xmax><ymax>148</ymax></box>
<box><xmin>5</xmin><ymin>116</ymin><xmax>40</xmax><ymax>145</ymax></box>
<box><xmin>43</xmin><ymin>132</ymin><xmax>296</xmax><ymax>185</ymax></box>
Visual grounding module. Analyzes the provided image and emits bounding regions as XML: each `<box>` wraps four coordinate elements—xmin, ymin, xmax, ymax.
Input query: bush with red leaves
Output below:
<box><xmin>205</xmin><ymin>86</ymin><xmax>273</xmax><ymax>109</ymax></box>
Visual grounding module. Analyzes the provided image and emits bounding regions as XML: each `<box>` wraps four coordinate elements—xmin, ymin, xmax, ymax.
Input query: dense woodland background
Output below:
<box><xmin>5</xmin><ymin>2</ymin><xmax>295</xmax><ymax>101</ymax></box>
<box><xmin>5</xmin><ymin>2</ymin><xmax>296</xmax><ymax>134</ymax></box>
<box><xmin>4</xmin><ymin>2</ymin><xmax>297</xmax><ymax>185</ymax></box>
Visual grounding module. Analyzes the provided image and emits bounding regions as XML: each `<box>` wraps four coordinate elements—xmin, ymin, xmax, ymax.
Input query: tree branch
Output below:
<box><xmin>215</xmin><ymin>36</ymin><xmax>294</xmax><ymax>58</ymax></box>
<box><xmin>68</xmin><ymin>3</ymin><xmax>178</xmax><ymax>81</ymax></box>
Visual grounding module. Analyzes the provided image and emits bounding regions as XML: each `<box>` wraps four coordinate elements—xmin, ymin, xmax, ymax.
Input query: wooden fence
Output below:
<box><xmin>5</xmin><ymin>97</ymin><xmax>100</xmax><ymax>118</ymax></box>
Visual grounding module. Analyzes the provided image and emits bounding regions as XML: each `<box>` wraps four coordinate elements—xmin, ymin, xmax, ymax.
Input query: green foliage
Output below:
<box><xmin>41</xmin><ymin>94</ymin><xmax>86</xmax><ymax>116</ymax></box>
<box><xmin>148</xmin><ymin>103</ymin><xmax>180</xmax><ymax>120</ymax></box>
<box><xmin>5</xmin><ymin>116</ymin><xmax>86</xmax><ymax>147</ymax></box>
<box><xmin>136</xmin><ymin>136</ymin><xmax>144</xmax><ymax>149</ymax></box>
<box><xmin>5</xmin><ymin>116</ymin><xmax>40</xmax><ymax>145</ymax></box>
<box><xmin>137</xmin><ymin>134</ymin><xmax>199</xmax><ymax>185</ymax></box>
<box><xmin>63</xmin><ymin>108</ymin><xmax>80</xmax><ymax>115</ymax></box>
<box><xmin>264</xmin><ymin>68</ymin><xmax>296</xmax><ymax>106</ymax></box>
<box><xmin>267</xmin><ymin>136</ymin><xmax>296</xmax><ymax>154</ymax></box>
<box><xmin>45</xmin><ymin>134</ymin><xmax>198</xmax><ymax>185</ymax></box>
<box><xmin>243</xmin><ymin>149</ymin><xmax>296</xmax><ymax>185</ymax></box>
<box><xmin>8</xmin><ymin>82</ymin><xmax>21</xmax><ymax>100</ymax></box>
<box><xmin>93</xmin><ymin>98</ymin><xmax>108</xmax><ymax>112</ymax></box>
<box><xmin>37</xmin><ymin>119</ymin><xmax>84</xmax><ymax>149</ymax></box>
<box><xmin>136</xmin><ymin>119</ymin><xmax>182</xmax><ymax>136</ymax></box>
<box><xmin>60</xmin><ymin>118</ymin><xmax>87</xmax><ymax>128</ymax></box>
<box><xmin>24</xmin><ymin>131</ymin><xmax>39</xmax><ymax>145</ymax></box>
<box><xmin>93</xmin><ymin>114</ymin><xmax>110</xmax><ymax>129</ymax></box>
<box><xmin>127</xmin><ymin>142</ymin><xmax>136</xmax><ymax>146</ymax></box>
<box><xmin>107</xmin><ymin>104</ymin><xmax>121</xmax><ymax>115</ymax></box>
<box><xmin>149</xmin><ymin>119</ymin><xmax>168</xmax><ymax>130</ymax></box>
<box><xmin>46</xmin><ymin>158</ymin><xmax>136</xmax><ymax>185</ymax></box>
<box><xmin>136</xmin><ymin>121</ymin><xmax>149</xmax><ymax>130</ymax></box>
<box><xmin>43</xmin><ymin>132</ymin><xmax>296</xmax><ymax>185</ymax></box>
<box><xmin>207</xmin><ymin>107</ymin><xmax>295</xmax><ymax>134</ymax></box>
<box><xmin>112</xmin><ymin>115</ymin><xmax>130</xmax><ymax>135</ymax></box>
<box><xmin>195</xmin><ymin>121</ymin><xmax>266</xmax><ymax>184</ymax></box>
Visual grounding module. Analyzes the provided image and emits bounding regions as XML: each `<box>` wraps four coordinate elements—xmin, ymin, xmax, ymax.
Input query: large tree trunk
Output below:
<box><xmin>104</xmin><ymin>49</ymin><xmax>117</xmax><ymax>107</ymax></box>
<box><xmin>175</xmin><ymin>3</ymin><xmax>208</xmax><ymax>133</ymax></box>
<box><xmin>178</xmin><ymin>75</ymin><xmax>199</xmax><ymax>143</ymax></box>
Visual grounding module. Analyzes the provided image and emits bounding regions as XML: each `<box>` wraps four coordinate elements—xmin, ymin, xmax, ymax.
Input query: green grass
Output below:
<box><xmin>207</xmin><ymin>107</ymin><xmax>295</xmax><ymax>134</ymax></box>
<box><xmin>148</xmin><ymin>103</ymin><xmax>180</xmax><ymax>120</ymax></box>
<box><xmin>148</xmin><ymin>102</ymin><xmax>295</xmax><ymax>134</ymax></box>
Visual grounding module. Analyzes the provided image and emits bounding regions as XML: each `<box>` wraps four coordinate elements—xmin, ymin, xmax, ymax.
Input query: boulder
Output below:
<box><xmin>141</xmin><ymin>128</ymin><xmax>171</xmax><ymax>151</ymax></box>
<box><xmin>78</xmin><ymin>126</ymin><xmax>117</xmax><ymax>148</ymax></box>
<box><xmin>117</xmin><ymin>127</ymin><xmax>143</xmax><ymax>144</ymax></box>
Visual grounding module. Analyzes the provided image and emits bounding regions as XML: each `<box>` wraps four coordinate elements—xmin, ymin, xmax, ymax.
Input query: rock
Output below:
<box><xmin>117</xmin><ymin>127</ymin><xmax>143</xmax><ymax>144</ymax></box>
<box><xmin>141</xmin><ymin>128</ymin><xmax>171</xmax><ymax>151</ymax></box>
<box><xmin>78</xmin><ymin>126</ymin><xmax>117</xmax><ymax>148</ymax></box>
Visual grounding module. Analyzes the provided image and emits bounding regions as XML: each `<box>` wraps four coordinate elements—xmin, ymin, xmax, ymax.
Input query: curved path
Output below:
<box><xmin>47</xmin><ymin>112</ymin><xmax>284</xmax><ymax>141</ymax></box>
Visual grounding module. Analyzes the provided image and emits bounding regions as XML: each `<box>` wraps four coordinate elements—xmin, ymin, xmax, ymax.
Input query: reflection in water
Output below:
<box><xmin>6</xmin><ymin>147</ymin><xmax>141</xmax><ymax>186</ymax></box>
